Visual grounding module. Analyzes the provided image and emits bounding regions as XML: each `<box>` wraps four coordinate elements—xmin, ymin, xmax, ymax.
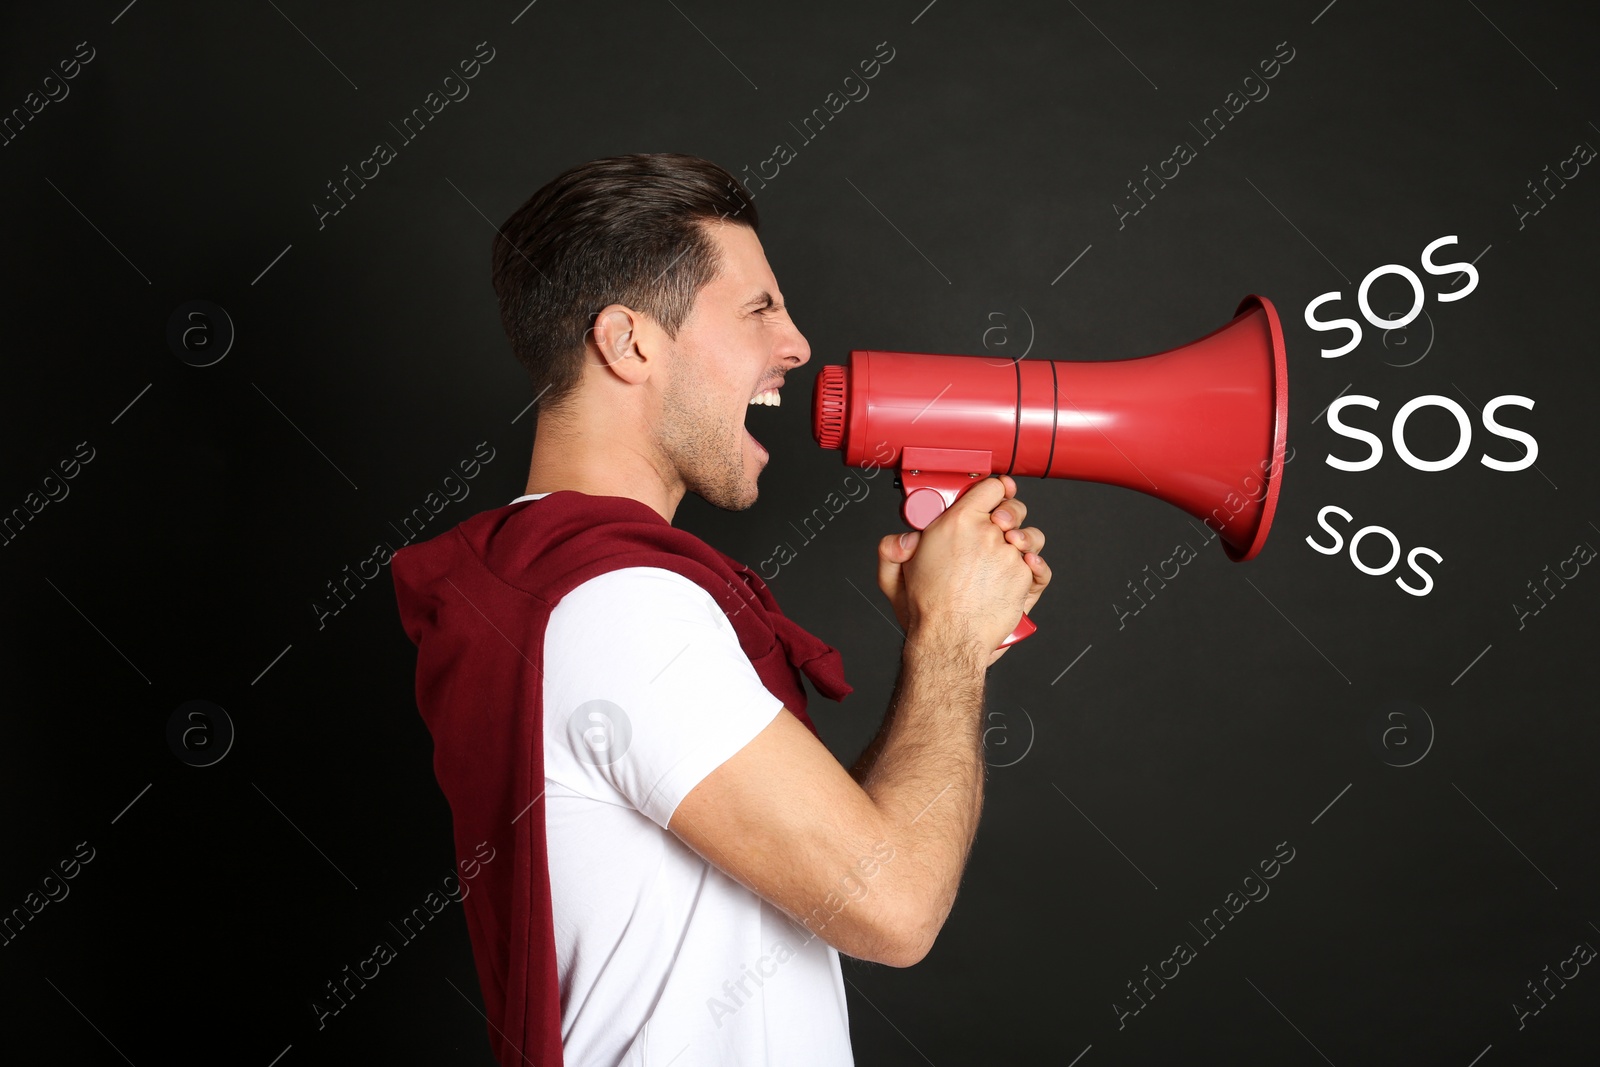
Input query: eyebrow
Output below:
<box><xmin>742</xmin><ymin>291</ymin><xmax>782</xmax><ymax>311</ymax></box>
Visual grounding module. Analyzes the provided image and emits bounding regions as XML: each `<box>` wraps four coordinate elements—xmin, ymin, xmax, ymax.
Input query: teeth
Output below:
<box><xmin>748</xmin><ymin>389</ymin><xmax>781</xmax><ymax>406</ymax></box>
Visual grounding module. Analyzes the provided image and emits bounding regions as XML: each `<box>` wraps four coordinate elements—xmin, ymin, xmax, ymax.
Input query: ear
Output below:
<box><xmin>587</xmin><ymin>304</ymin><xmax>654</xmax><ymax>384</ymax></box>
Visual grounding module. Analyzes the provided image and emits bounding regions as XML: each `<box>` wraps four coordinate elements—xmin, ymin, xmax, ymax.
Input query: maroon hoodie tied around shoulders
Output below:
<box><xmin>389</xmin><ymin>490</ymin><xmax>853</xmax><ymax>1066</ymax></box>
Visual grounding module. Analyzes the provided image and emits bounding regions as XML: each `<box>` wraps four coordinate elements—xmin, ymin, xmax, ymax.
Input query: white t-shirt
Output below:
<box><xmin>512</xmin><ymin>493</ymin><xmax>854</xmax><ymax>1066</ymax></box>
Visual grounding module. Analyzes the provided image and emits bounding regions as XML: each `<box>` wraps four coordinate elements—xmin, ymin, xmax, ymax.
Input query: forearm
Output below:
<box><xmin>848</xmin><ymin>626</ymin><xmax>988</xmax><ymax>954</ymax></box>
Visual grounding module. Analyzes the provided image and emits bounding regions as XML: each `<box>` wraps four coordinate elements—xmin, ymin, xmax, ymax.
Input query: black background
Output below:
<box><xmin>3</xmin><ymin>0</ymin><xmax>1597</xmax><ymax>1063</ymax></box>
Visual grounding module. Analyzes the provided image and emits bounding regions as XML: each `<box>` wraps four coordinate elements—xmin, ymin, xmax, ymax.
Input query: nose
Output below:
<box><xmin>778</xmin><ymin>318</ymin><xmax>811</xmax><ymax>369</ymax></box>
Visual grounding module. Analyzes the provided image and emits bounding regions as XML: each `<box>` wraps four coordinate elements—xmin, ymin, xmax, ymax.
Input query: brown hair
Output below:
<box><xmin>490</xmin><ymin>153</ymin><xmax>759</xmax><ymax>417</ymax></box>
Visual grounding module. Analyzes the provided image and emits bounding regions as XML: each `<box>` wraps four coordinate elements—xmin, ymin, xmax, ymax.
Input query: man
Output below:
<box><xmin>391</xmin><ymin>153</ymin><xmax>1050</xmax><ymax>1065</ymax></box>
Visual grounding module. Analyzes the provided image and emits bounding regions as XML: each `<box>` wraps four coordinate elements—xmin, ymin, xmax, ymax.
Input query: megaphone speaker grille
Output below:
<box><xmin>814</xmin><ymin>364</ymin><xmax>848</xmax><ymax>450</ymax></box>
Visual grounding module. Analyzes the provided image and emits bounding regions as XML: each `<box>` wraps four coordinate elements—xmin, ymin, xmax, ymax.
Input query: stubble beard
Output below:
<box><xmin>660</xmin><ymin>362</ymin><xmax>759</xmax><ymax>512</ymax></box>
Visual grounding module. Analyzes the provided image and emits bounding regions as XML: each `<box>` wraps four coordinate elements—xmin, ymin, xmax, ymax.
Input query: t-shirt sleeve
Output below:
<box><xmin>541</xmin><ymin>566</ymin><xmax>785</xmax><ymax>828</ymax></box>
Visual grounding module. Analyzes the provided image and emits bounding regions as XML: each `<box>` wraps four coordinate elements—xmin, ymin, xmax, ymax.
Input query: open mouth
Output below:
<box><xmin>744</xmin><ymin>385</ymin><xmax>782</xmax><ymax>459</ymax></box>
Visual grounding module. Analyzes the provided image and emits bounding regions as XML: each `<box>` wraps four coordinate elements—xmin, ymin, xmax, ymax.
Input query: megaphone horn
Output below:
<box><xmin>812</xmin><ymin>294</ymin><xmax>1289</xmax><ymax>648</ymax></box>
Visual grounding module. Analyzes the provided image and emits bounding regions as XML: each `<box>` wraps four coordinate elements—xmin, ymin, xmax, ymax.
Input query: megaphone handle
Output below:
<box><xmin>998</xmin><ymin>612</ymin><xmax>1037</xmax><ymax>648</ymax></box>
<box><xmin>900</xmin><ymin>479</ymin><xmax>1038</xmax><ymax>652</ymax></box>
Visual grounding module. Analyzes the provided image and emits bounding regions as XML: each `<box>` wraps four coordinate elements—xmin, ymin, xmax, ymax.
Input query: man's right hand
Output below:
<box><xmin>878</xmin><ymin>474</ymin><xmax>1049</xmax><ymax>662</ymax></box>
<box><xmin>674</xmin><ymin>486</ymin><xmax>1048</xmax><ymax>974</ymax></box>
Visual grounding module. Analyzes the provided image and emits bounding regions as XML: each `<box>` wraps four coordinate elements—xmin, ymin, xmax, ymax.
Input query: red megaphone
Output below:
<box><xmin>811</xmin><ymin>295</ymin><xmax>1289</xmax><ymax>650</ymax></box>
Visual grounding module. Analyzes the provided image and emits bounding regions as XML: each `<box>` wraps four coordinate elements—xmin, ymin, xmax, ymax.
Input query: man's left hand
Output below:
<box><xmin>876</xmin><ymin>474</ymin><xmax>1050</xmax><ymax>638</ymax></box>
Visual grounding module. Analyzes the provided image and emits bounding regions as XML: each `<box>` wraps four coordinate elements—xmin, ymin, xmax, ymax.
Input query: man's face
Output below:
<box><xmin>657</xmin><ymin>220</ymin><xmax>811</xmax><ymax>510</ymax></box>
